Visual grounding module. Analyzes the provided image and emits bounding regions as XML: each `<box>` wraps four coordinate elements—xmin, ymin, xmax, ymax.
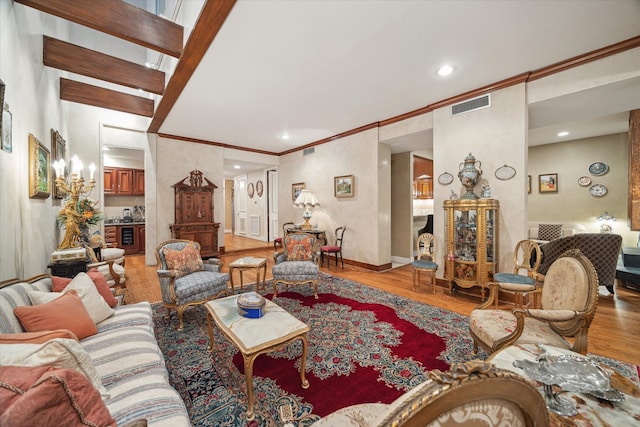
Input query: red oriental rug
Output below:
<box><xmin>152</xmin><ymin>273</ymin><xmax>638</xmax><ymax>427</ymax></box>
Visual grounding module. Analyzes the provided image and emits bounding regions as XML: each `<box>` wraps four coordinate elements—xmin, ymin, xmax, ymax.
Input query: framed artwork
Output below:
<box><xmin>292</xmin><ymin>182</ymin><xmax>305</xmax><ymax>201</ymax></box>
<box><xmin>256</xmin><ymin>180</ymin><xmax>264</xmax><ymax>197</ymax></box>
<box><xmin>538</xmin><ymin>173</ymin><xmax>558</xmax><ymax>193</ymax></box>
<box><xmin>51</xmin><ymin>129</ymin><xmax>66</xmax><ymax>198</ymax></box>
<box><xmin>29</xmin><ymin>133</ymin><xmax>51</xmax><ymax>198</ymax></box>
<box><xmin>247</xmin><ymin>182</ymin><xmax>255</xmax><ymax>198</ymax></box>
<box><xmin>334</xmin><ymin>174</ymin><xmax>355</xmax><ymax>198</ymax></box>
<box><xmin>527</xmin><ymin>175</ymin><xmax>531</xmax><ymax>194</ymax></box>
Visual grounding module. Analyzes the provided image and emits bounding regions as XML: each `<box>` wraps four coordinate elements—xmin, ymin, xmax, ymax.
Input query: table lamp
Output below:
<box><xmin>294</xmin><ymin>189</ymin><xmax>320</xmax><ymax>230</ymax></box>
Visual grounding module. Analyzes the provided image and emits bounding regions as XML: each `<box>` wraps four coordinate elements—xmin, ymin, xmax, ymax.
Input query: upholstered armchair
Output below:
<box><xmin>155</xmin><ymin>239</ymin><xmax>230</xmax><ymax>330</ymax></box>
<box><xmin>272</xmin><ymin>232</ymin><xmax>320</xmax><ymax>299</ymax></box>
<box><xmin>470</xmin><ymin>249</ymin><xmax>599</xmax><ymax>355</ymax></box>
<box><xmin>312</xmin><ymin>360</ymin><xmax>548</xmax><ymax>427</ymax></box>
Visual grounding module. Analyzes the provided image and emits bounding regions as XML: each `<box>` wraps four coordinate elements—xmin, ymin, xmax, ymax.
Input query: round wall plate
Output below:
<box><xmin>588</xmin><ymin>162</ymin><xmax>609</xmax><ymax>176</ymax></box>
<box><xmin>438</xmin><ymin>172</ymin><xmax>454</xmax><ymax>185</ymax></box>
<box><xmin>495</xmin><ymin>165</ymin><xmax>516</xmax><ymax>180</ymax></box>
<box><xmin>589</xmin><ymin>183</ymin><xmax>607</xmax><ymax>197</ymax></box>
<box><xmin>577</xmin><ymin>176</ymin><xmax>591</xmax><ymax>187</ymax></box>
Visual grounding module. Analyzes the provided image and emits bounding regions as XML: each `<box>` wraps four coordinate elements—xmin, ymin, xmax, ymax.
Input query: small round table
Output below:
<box><xmin>228</xmin><ymin>256</ymin><xmax>267</xmax><ymax>293</ymax></box>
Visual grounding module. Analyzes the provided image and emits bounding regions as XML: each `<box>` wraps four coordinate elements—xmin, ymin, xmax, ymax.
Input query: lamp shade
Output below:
<box><xmin>294</xmin><ymin>189</ymin><xmax>320</xmax><ymax>207</ymax></box>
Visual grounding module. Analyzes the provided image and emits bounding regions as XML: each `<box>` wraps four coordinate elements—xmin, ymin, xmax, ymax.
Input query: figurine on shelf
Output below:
<box><xmin>480</xmin><ymin>184</ymin><xmax>491</xmax><ymax>198</ymax></box>
<box><xmin>450</xmin><ymin>190</ymin><xmax>458</xmax><ymax>200</ymax></box>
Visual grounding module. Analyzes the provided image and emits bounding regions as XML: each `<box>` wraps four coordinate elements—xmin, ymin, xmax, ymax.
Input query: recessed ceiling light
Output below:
<box><xmin>557</xmin><ymin>131</ymin><xmax>569</xmax><ymax>137</ymax></box>
<box><xmin>234</xmin><ymin>165</ymin><xmax>240</xmax><ymax>169</ymax></box>
<box><xmin>437</xmin><ymin>65</ymin><xmax>454</xmax><ymax>77</ymax></box>
<box><xmin>102</xmin><ymin>146</ymin><xmax>110</xmax><ymax>151</ymax></box>
<box><xmin>281</xmin><ymin>133</ymin><xmax>290</xmax><ymax>140</ymax></box>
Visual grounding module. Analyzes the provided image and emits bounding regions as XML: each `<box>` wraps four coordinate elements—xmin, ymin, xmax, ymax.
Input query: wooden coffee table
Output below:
<box><xmin>228</xmin><ymin>256</ymin><xmax>267</xmax><ymax>293</ymax></box>
<box><xmin>205</xmin><ymin>295</ymin><xmax>310</xmax><ymax>420</ymax></box>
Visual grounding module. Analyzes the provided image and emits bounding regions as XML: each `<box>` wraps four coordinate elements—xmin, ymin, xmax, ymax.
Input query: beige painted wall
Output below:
<box><xmin>224</xmin><ymin>179</ymin><xmax>234</xmax><ymax>233</ymax></box>
<box><xmin>529</xmin><ymin>133</ymin><xmax>633</xmax><ymax>245</ymax></box>
<box><xmin>391</xmin><ymin>152</ymin><xmax>412</xmax><ymax>260</ymax></box>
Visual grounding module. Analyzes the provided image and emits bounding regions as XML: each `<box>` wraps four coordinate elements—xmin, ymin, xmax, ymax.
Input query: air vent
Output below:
<box><xmin>303</xmin><ymin>147</ymin><xmax>315</xmax><ymax>156</ymax></box>
<box><xmin>451</xmin><ymin>94</ymin><xmax>491</xmax><ymax>115</ymax></box>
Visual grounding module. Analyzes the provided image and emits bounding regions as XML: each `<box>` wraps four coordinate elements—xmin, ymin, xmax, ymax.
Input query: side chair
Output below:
<box><xmin>492</xmin><ymin>239</ymin><xmax>542</xmax><ymax>308</ymax></box>
<box><xmin>273</xmin><ymin>222</ymin><xmax>295</xmax><ymax>251</ymax></box>
<box><xmin>155</xmin><ymin>239</ymin><xmax>230</xmax><ymax>331</ymax></box>
<box><xmin>320</xmin><ymin>225</ymin><xmax>346</xmax><ymax>270</ymax></box>
<box><xmin>272</xmin><ymin>232</ymin><xmax>320</xmax><ymax>299</ymax></box>
<box><xmin>411</xmin><ymin>233</ymin><xmax>438</xmax><ymax>294</ymax></box>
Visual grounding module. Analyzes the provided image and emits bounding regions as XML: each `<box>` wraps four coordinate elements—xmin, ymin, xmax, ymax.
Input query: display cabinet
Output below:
<box><xmin>444</xmin><ymin>198</ymin><xmax>499</xmax><ymax>299</ymax></box>
<box><xmin>170</xmin><ymin>170</ymin><xmax>220</xmax><ymax>258</ymax></box>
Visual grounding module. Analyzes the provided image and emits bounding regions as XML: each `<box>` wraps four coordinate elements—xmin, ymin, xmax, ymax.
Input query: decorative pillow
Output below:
<box><xmin>286</xmin><ymin>236</ymin><xmax>314</xmax><ymax>261</ymax></box>
<box><xmin>0</xmin><ymin>366</ymin><xmax>116</xmax><ymax>426</ymax></box>
<box><xmin>52</xmin><ymin>270</ymin><xmax>118</xmax><ymax>308</ymax></box>
<box><xmin>32</xmin><ymin>273</ymin><xmax>114</xmax><ymax>324</ymax></box>
<box><xmin>537</xmin><ymin>224</ymin><xmax>563</xmax><ymax>241</ymax></box>
<box><xmin>0</xmin><ymin>338</ymin><xmax>109</xmax><ymax>399</ymax></box>
<box><xmin>0</xmin><ymin>329</ymin><xmax>78</xmax><ymax>344</ymax></box>
<box><xmin>163</xmin><ymin>242</ymin><xmax>204</xmax><ymax>278</ymax></box>
<box><xmin>14</xmin><ymin>291</ymin><xmax>98</xmax><ymax>340</ymax></box>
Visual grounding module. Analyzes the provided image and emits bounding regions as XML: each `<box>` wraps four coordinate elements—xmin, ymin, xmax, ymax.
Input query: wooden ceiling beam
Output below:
<box><xmin>44</xmin><ymin>36</ymin><xmax>165</xmax><ymax>95</ymax></box>
<box><xmin>16</xmin><ymin>0</ymin><xmax>183</xmax><ymax>57</ymax></box>
<box><xmin>60</xmin><ymin>78</ymin><xmax>154</xmax><ymax>117</ymax></box>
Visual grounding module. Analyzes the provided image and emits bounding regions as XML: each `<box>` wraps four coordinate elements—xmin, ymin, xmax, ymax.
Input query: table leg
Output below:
<box><xmin>299</xmin><ymin>334</ymin><xmax>310</xmax><ymax>389</ymax></box>
<box><xmin>243</xmin><ymin>353</ymin><xmax>258</xmax><ymax>420</ymax></box>
<box><xmin>206</xmin><ymin>312</ymin><xmax>215</xmax><ymax>352</ymax></box>
<box><xmin>229</xmin><ymin>267</ymin><xmax>236</xmax><ymax>292</ymax></box>
<box><xmin>261</xmin><ymin>264</ymin><xmax>267</xmax><ymax>292</ymax></box>
<box><xmin>239</xmin><ymin>270</ymin><xmax>244</xmax><ymax>290</ymax></box>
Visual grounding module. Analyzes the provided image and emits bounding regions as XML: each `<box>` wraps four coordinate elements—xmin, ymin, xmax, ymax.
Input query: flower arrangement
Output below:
<box><xmin>57</xmin><ymin>197</ymin><xmax>104</xmax><ymax>228</ymax></box>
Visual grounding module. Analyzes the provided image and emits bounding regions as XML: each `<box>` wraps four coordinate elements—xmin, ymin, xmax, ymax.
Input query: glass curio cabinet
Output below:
<box><xmin>444</xmin><ymin>198</ymin><xmax>499</xmax><ymax>299</ymax></box>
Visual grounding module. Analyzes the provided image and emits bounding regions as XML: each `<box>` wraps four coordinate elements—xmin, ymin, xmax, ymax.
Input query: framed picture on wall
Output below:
<box><xmin>334</xmin><ymin>175</ymin><xmax>355</xmax><ymax>198</ymax></box>
<box><xmin>29</xmin><ymin>133</ymin><xmax>51</xmax><ymax>199</ymax></box>
<box><xmin>292</xmin><ymin>182</ymin><xmax>305</xmax><ymax>201</ymax></box>
<box><xmin>538</xmin><ymin>173</ymin><xmax>558</xmax><ymax>193</ymax></box>
<box><xmin>51</xmin><ymin>129</ymin><xmax>66</xmax><ymax>198</ymax></box>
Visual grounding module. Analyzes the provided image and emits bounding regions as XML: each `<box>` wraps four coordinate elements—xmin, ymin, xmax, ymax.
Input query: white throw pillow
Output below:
<box><xmin>29</xmin><ymin>272</ymin><xmax>114</xmax><ymax>324</ymax></box>
<box><xmin>0</xmin><ymin>338</ymin><xmax>110</xmax><ymax>400</ymax></box>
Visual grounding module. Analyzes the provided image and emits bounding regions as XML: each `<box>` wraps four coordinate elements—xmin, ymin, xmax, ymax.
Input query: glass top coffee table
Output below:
<box><xmin>205</xmin><ymin>295</ymin><xmax>310</xmax><ymax>420</ymax></box>
<box><xmin>228</xmin><ymin>256</ymin><xmax>267</xmax><ymax>293</ymax></box>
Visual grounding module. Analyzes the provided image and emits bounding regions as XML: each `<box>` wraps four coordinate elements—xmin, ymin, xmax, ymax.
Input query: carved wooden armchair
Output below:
<box><xmin>272</xmin><ymin>232</ymin><xmax>320</xmax><ymax>299</ymax></box>
<box><xmin>412</xmin><ymin>233</ymin><xmax>438</xmax><ymax>294</ymax></box>
<box><xmin>155</xmin><ymin>239</ymin><xmax>230</xmax><ymax>330</ymax></box>
<box><xmin>492</xmin><ymin>239</ymin><xmax>542</xmax><ymax>308</ymax></box>
<box><xmin>470</xmin><ymin>249</ymin><xmax>599</xmax><ymax>356</ymax></box>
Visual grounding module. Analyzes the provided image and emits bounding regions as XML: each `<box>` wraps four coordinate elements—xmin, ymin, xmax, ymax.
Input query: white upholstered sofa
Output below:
<box><xmin>528</xmin><ymin>221</ymin><xmax>586</xmax><ymax>244</ymax></box>
<box><xmin>0</xmin><ymin>274</ymin><xmax>189</xmax><ymax>426</ymax></box>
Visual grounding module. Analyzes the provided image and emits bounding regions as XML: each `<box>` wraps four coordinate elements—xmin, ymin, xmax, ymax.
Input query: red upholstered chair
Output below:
<box><xmin>274</xmin><ymin>222</ymin><xmax>294</xmax><ymax>251</ymax></box>
<box><xmin>320</xmin><ymin>226</ymin><xmax>346</xmax><ymax>270</ymax></box>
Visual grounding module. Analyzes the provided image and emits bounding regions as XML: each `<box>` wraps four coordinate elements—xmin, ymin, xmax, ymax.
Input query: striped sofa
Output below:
<box><xmin>0</xmin><ymin>275</ymin><xmax>190</xmax><ymax>426</ymax></box>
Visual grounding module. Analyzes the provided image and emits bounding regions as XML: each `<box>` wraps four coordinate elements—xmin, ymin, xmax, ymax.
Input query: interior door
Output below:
<box><xmin>267</xmin><ymin>169</ymin><xmax>278</xmax><ymax>242</ymax></box>
<box><xmin>235</xmin><ymin>175</ymin><xmax>248</xmax><ymax>236</ymax></box>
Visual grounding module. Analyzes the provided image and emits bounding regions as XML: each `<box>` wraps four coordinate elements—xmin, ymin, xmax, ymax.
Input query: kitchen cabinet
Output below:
<box><xmin>104</xmin><ymin>167</ymin><xmax>144</xmax><ymax>196</ymax></box>
<box><xmin>170</xmin><ymin>170</ymin><xmax>220</xmax><ymax>258</ymax></box>
<box><xmin>444</xmin><ymin>198</ymin><xmax>499</xmax><ymax>299</ymax></box>
<box><xmin>104</xmin><ymin>224</ymin><xmax>145</xmax><ymax>255</ymax></box>
<box><xmin>413</xmin><ymin>156</ymin><xmax>433</xmax><ymax>199</ymax></box>
<box><xmin>104</xmin><ymin>226</ymin><xmax>117</xmax><ymax>247</ymax></box>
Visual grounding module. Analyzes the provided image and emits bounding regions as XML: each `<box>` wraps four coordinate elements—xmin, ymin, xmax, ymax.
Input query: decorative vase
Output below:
<box><xmin>458</xmin><ymin>152</ymin><xmax>482</xmax><ymax>199</ymax></box>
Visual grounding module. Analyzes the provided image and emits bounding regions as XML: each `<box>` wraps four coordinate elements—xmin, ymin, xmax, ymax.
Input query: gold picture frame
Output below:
<box><xmin>29</xmin><ymin>133</ymin><xmax>50</xmax><ymax>198</ymax></box>
<box><xmin>538</xmin><ymin>173</ymin><xmax>558</xmax><ymax>193</ymax></box>
<box><xmin>334</xmin><ymin>175</ymin><xmax>355</xmax><ymax>198</ymax></box>
<box><xmin>51</xmin><ymin>129</ymin><xmax>66</xmax><ymax>199</ymax></box>
<box><xmin>292</xmin><ymin>182</ymin><xmax>305</xmax><ymax>201</ymax></box>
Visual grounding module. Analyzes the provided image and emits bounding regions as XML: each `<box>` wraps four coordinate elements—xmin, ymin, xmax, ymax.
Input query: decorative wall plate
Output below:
<box><xmin>256</xmin><ymin>180</ymin><xmax>264</xmax><ymax>197</ymax></box>
<box><xmin>247</xmin><ymin>182</ymin><xmax>255</xmax><ymax>198</ymax></box>
<box><xmin>577</xmin><ymin>176</ymin><xmax>592</xmax><ymax>187</ymax></box>
<box><xmin>588</xmin><ymin>162</ymin><xmax>609</xmax><ymax>176</ymax></box>
<box><xmin>589</xmin><ymin>183</ymin><xmax>607</xmax><ymax>197</ymax></box>
<box><xmin>438</xmin><ymin>172</ymin><xmax>454</xmax><ymax>185</ymax></box>
<box><xmin>495</xmin><ymin>165</ymin><xmax>516</xmax><ymax>180</ymax></box>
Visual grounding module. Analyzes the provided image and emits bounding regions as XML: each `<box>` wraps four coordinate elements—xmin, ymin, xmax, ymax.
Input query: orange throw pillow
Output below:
<box><xmin>13</xmin><ymin>291</ymin><xmax>97</xmax><ymax>340</ymax></box>
<box><xmin>163</xmin><ymin>242</ymin><xmax>204</xmax><ymax>278</ymax></box>
<box><xmin>0</xmin><ymin>329</ymin><xmax>79</xmax><ymax>344</ymax></box>
<box><xmin>0</xmin><ymin>365</ymin><xmax>116</xmax><ymax>427</ymax></box>
<box><xmin>286</xmin><ymin>236</ymin><xmax>314</xmax><ymax>261</ymax></box>
<box><xmin>51</xmin><ymin>275</ymin><xmax>72</xmax><ymax>292</ymax></box>
<box><xmin>53</xmin><ymin>271</ymin><xmax>118</xmax><ymax>308</ymax></box>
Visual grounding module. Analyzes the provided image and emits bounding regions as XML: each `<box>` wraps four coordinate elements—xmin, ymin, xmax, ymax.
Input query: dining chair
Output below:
<box><xmin>492</xmin><ymin>239</ymin><xmax>542</xmax><ymax>308</ymax></box>
<box><xmin>412</xmin><ymin>233</ymin><xmax>438</xmax><ymax>293</ymax></box>
<box><xmin>274</xmin><ymin>222</ymin><xmax>295</xmax><ymax>251</ymax></box>
<box><xmin>320</xmin><ymin>226</ymin><xmax>346</xmax><ymax>270</ymax></box>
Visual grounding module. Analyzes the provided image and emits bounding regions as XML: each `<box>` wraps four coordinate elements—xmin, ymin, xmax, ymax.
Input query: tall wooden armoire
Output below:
<box><xmin>170</xmin><ymin>170</ymin><xmax>220</xmax><ymax>258</ymax></box>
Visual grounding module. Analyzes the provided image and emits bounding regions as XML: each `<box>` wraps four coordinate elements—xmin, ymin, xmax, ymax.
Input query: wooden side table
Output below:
<box><xmin>228</xmin><ymin>256</ymin><xmax>267</xmax><ymax>293</ymax></box>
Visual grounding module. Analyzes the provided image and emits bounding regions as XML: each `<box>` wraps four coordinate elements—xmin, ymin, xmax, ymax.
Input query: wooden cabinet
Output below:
<box><xmin>104</xmin><ymin>226</ymin><xmax>117</xmax><ymax>247</ymax></box>
<box><xmin>170</xmin><ymin>170</ymin><xmax>220</xmax><ymax>258</ymax></box>
<box><xmin>138</xmin><ymin>224</ymin><xmax>145</xmax><ymax>254</ymax></box>
<box><xmin>413</xmin><ymin>156</ymin><xmax>433</xmax><ymax>199</ymax></box>
<box><xmin>444</xmin><ymin>198</ymin><xmax>499</xmax><ymax>298</ymax></box>
<box><xmin>104</xmin><ymin>167</ymin><xmax>144</xmax><ymax>196</ymax></box>
<box><xmin>104</xmin><ymin>224</ymin><xmax>145</xmax><ymax>255</ymax></box>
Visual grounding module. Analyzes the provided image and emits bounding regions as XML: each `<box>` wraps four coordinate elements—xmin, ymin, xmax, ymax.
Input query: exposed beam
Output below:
<box><xmin>60</xmin><ymin>78</ymin><xmax>154</xmax><ymax>117</ymax></box>
<box><xmin>44</xmin><ymin>36</ymin><xmax>165</xmax><ymax>95</ymax></box>
<box><xmin>148</xmin><ymin>0</ymin><xmax>237</xmax><ymax>134</ymax></box>
<box><xmin>16</xmin><ymin>0</ymin><xmax>183</xmax><ymax>58</ymax></box>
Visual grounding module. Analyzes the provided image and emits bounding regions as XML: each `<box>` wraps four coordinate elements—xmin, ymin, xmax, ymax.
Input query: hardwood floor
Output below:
<box><xmin>126</xmin><ymin>234</ymin><xmax>640</xmax><ymax>365</ymax></box>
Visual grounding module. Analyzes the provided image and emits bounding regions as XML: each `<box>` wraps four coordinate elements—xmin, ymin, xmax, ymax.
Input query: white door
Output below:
<box><xmin>235</xmin><ymin>175</ymin><xmax>248</xmax><ymax>236</ymax></box>
<box><xmin>267</xmin><ymin>169</ymin><xmax>278</xmax><ymax>241</ymax></box>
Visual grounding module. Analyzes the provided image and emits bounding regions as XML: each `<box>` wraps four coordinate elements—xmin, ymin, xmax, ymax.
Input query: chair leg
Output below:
<box><xmin>431</xmin><ymin>270</ymin><xmax>436</xmax><ymax>294</ymax></box>
<box><xmin>340</xmin><ymin>251</ymin><xmax>344</xmax><ymax>269</ymax></box>
<box><xmin>412</xmin><ymin>269</ymin><xmax>417</xmax><ymax>291</ymax></box>
<box><xmin>176</xmin><ymin>307</ymin><xmax>185</xmax><ymax>331</ymax></box>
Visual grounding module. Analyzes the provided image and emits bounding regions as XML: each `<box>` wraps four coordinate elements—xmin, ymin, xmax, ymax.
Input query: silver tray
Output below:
<box><xmin>513</xmin><ymin>354</ymin><xmax>610</xmax><ymax>392</ymax></box>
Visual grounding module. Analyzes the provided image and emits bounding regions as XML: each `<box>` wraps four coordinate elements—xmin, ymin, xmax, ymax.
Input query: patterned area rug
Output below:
<box><xmin>152</xmin><ymin>273</ymin><xmax>638</xmax><ymax>427</ymax></box>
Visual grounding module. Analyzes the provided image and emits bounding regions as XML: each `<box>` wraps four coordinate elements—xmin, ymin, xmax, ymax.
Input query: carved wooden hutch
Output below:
<box><xmin>170</xmin><ymin>170</ymin><xmax>220</xmax><ymax>258</ymax></box>
<box><xmin>444</xmin><ymin>198</ymin><xmax>499</xmax><ymax>299</ymax></box>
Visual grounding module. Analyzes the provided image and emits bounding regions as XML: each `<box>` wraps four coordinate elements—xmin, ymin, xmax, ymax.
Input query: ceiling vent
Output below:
<box><xmin>451</xmin><ymin>94</ymin><xmax>491</xmax><ymax>115</ymax></box>
<box><xmin>303</xmin><ymin>147</ymin><xmax>315</xmax><ymax>156</ymax></box>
